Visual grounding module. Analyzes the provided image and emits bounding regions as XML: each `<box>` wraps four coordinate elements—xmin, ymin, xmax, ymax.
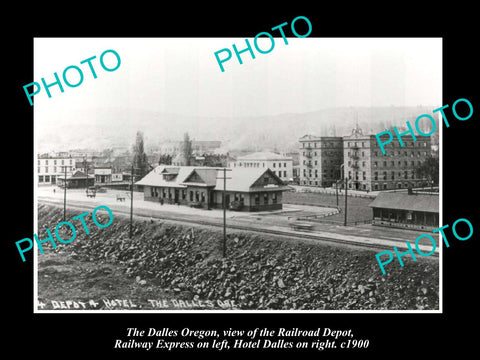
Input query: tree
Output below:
<box><xmin>158</xmin><ymin>153</ymin><xmax>172</xmax><ymax>165</ymax></box>
<box><xmin>183</xmin><ymin>132</ymin><xmax>193</xmax><ymax>166</ymax></box>
<box><xmin>132</xmin><ymin>131</ymin><xmax>149</xmax><ymax>180</ymax></box>
<box><xmin>415</xmin><ymin>156</ymin><xmax>439</xmax><ymax>187</ymax></box>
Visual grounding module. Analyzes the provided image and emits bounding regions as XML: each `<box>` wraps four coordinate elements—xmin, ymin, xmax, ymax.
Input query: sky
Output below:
<box><xmin>33</xmin><ymin>37</ymin><xmax>442</xmax><ymax>151</ymax></box>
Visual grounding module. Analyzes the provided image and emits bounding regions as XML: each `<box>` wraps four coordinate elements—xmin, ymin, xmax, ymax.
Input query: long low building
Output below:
<box><xmin>135</xmin><ymin>166</ymin><xmax>291</xmax><ymax>212</ymax></box>
<box><xmin>369</xmin><ymin>189</ymin><xmax>439</xmax><ymax>231</ymax></box>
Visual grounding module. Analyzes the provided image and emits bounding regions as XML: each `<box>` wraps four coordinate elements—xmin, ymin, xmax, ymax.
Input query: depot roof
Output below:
<box><xmin>135</xmin><ymin>165</ymin><xmax>290</xmax><ymax>192</ymax></box>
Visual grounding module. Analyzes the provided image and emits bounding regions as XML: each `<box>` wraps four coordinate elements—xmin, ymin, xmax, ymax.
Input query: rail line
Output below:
<box><xmin>37</xmin><ymin>198</ymin><xmax>439</xmax><ymax>258</ymax></box>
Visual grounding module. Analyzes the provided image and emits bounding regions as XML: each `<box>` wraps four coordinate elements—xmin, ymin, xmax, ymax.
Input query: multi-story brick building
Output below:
<box><xmin>343</xmin><ymin>126</ymin><xmax>432</xmax><ymax>191</ymax></box>
<box><xmin>298</xmin><ymin>135</ymin><xmax>343</xmax><ymax>187</ymax></box>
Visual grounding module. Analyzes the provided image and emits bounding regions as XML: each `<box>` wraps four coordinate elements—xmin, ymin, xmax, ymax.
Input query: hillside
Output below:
<box><xmin>37</xmin><ymin>106</ymin><xmax>438</xmax><ymax>154</ymax></box>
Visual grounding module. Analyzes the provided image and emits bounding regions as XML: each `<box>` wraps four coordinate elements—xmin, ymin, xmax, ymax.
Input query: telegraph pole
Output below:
<box><xmin>130</xmin><ymin>165</ymin><xmax>134</xmax><ymax>239</ymax></box>
<box><xmin>344</xmin><ymin>177</ymin><xmax>348</xmax><ymax>226</ymax></box>
<box><xmin>217</xmin><ymin>168</ymin><xmax>232</xmax><ymax>257</ymax></box>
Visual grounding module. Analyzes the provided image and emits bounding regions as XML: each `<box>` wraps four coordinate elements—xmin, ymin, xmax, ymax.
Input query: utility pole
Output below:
<box><xmin>344</xmin><ymin>177</ymin><xmax>348</xmax><ymax>226</ymax></box>
<box><xmin>63</xmin><ymin>165</ymin><xmax>67</xmax><ymax>222</ymax></box>
<box><xmin>340</xmin><ymin>163</ymin><xmax>347</xmax><ymax>226</ymax></box>
<box><xmin>130</xmin><ymin>165</ymin><xmax>134</xmax><ymax>239</ymax></box>
<box><xmin>217</xmin><ymin>168</ymin><xmax>232</xmax><ymax>257</ymax></box>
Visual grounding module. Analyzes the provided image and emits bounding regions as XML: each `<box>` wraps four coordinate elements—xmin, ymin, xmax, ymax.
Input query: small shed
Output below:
<box><xmin>369</xmin><ymin>191</ymin><xmax>439</xmax><ymax>231</ymax></box>
<box><xmin>57</xmin><ymin>170</ymin><xmax>94</xmax><ymax>189</ymax></box>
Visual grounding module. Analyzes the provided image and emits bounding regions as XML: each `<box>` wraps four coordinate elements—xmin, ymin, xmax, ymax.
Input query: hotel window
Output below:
<box><xmin>273</xmin><ymin>163</ymin><xmax>276</xmax><ymax>167</ymax></box>
<box><xmin>284</xmin><ymin>171</ymin><xmax>287</xmax><ymax>177</ymax></box>
<box><xmin>314</xmin><ymin>160</ymin><xmax>317</xmax><ymax>165</ymax></box>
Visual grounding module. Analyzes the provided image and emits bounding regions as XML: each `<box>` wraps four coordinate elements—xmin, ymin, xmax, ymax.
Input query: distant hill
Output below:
<box><xmin>37</xmin><ymin>106</ymin><xmax>438</xmax><ymax>154</ymax></box>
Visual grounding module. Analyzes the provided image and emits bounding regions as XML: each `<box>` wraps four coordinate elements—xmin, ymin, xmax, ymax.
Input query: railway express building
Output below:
<box><xmin>369</xmin><ymin>189</ymin><xmax>439</xmax><ymax>231</ymax></box>
<box><xmin>136</xmin><ymin>165</ymin><xmax>291</xmax><ymax>212</ymax></box>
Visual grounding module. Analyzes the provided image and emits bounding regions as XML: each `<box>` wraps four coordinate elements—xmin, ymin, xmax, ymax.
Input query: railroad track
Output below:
<box><xmin>37</xmin><ymin>198</ymin><xmax>439</xmax><ymax>257</ymax></box>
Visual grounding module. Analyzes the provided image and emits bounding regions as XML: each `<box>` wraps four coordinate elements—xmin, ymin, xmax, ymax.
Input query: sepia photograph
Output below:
<box><xmin>33</xmin><ymin>37</ymin><xmax>442</xmax><ymax>312</ymax></box>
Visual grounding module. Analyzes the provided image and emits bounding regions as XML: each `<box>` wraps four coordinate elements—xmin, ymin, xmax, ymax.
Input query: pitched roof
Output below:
<box><xmin>369</xmin><ymin>192</ymin><xmax>439</xmax><ymax>213</ymax></box>
<box><xmin>236</xmin><ymin>151</ymin><xmax>292</xmax><ymax>161</ymax></box>
<box><xmin>136</xmin><ymin>166</ymin><xmax>290</xmax><ymax>192</ymax></box>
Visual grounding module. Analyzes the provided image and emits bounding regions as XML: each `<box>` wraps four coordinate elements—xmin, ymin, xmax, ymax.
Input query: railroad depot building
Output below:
<box><xmin>369</xmin><ymin>189</ymin><xmax>439</xmax><ymax>231</ymax></box>
<box><xmin>136</xmin><ymin>165</ymin><xmax>291</xmax><ymax>212</ymax></box>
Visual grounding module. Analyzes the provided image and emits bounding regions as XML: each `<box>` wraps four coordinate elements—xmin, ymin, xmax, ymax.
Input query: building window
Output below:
<box><xmin>45</xmin><ymin>167</ymin><xmax>49</xmax><ymax>173</ymax></box>
<box><xmin>255</xmin><ymin>194</ymin><xmax>260</xmax><ymax>205</ymax></box>
<box><xmin>374</xmin><ymin>151</ymin><xmax>378</xmax><ymax>156</ymax></box>
<box><xmin>383</xmin><ymin>161</ymin><xmax>387</xmax><ymax>167</ymax></box>
<box><xmin>383</xmin><ymin>184</ymin><xmax>387</xmax><ymax>190</ymax></box>
<box><xmin>45</xmin><ymin>175</ymin><xmax>50</xmax><ymax>182</ymax></box>
<box><xmin>362</xmin><ymin>151</ymin><xmax>365</xmax><ymax>157</ymax></box>
<box><xmin>391</xmin><ymin>161</ymin><xmax>394</xmax><ymax>167</ymax></box>
<box><xmin>404</xmin><ymin>161</ymin><xmax>408</xmax><ymax>166</ymax></box>
<box><xmin>201</xmin><ymin>192</ymin><xmax>205</xmax><ymax>202</ymax></box>
<box><xmin>374</xmin><ymin>161</ymin><xmax>378</xmax><ymax>167</ymax></box>
<box><xmin>190</xmin><ymin>191</ymin><xmax>193</xmax><ymax>201</ymax></box>
<box><xmin>375</xmin><ymin>184</ymin><xmax>379</xmax><ymax>190</ymax></box>
<box><xmin>182</xmin><ymin>189</ymin><xmax>186</xmax><ymax>200</ymax></box>
<box><xmin>272</xmin><ymin>170</ymin><xmax>276</xmax><ymax>176</ymax></box>
<box><xmin>46</xmin><ymin>160</ymin><xmax>49</xmax><ymax>165</ymax></box>
<box><xmin>284</xmin><ymin>162</ymin><xmax>287</xmax><ymax>167</ymax></box>
<box><xmin>348</xmin><ymin>161</ymin><xmax>351</xmax><ymax>166</ymax></box>
<box><xmin>263</xmin><ymin>193</ymin><xmax>268</xmax><ymax>204</ymax></box>
<box><xmin>54</xmin><ymin>160</ymin><xmax>57</xmax><ymax>165</ymax></box>
<box><xmin>362</xmin><ymin>161</ymin><xmax>366</xmax><ymax>167</ymax></box>
<box><xmin>272</xmin><ymin>193</ymin><xmax>277</xmax><ymax>203</ymax></box>
<box><xmin>39</xmin><ymin>175</ymin><xmax>44</xmax><ymax>182</ymax></box>
<box><xmin>374</xmin><ymin>172</ymin><xmax>378</xmax><ymax>180</ymax></box>
<box><xmin>392</xmin><ymin>172</ymin><xmax>395</xmax><ymax>180</ymax></box>
<box><xmin>363</xmin><ymin>171</ymin><xmax>366</xmax><ymax>180</ymax></box>
<box><xmin>273</xmin><ymin>163</ymin><xmax>276</xmax><ymax>168</ymax></box>
<box><xmin>362</xmin><ymin>142</ymin><xmax>365</xmax><ymax>147</ymax></box>
<box><xmin>284</xmin><ymin>171</ymin><xmax>287</xmax><ymax>177</ymax></box>
<box><xmin>278</xmin><ymin>163</ymin><xmax>282</xmax><ymax>168</ymax></box>
<box><xmin>348</xmin><ymin>171</ymin><xmax>352</xmax><ymax>180</ymax></box>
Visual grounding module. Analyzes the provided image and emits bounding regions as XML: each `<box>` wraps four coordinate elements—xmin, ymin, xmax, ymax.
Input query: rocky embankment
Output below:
<box><xmin>37</xmin><ymin>204</ymin><xmax>439</xmax><ymax>310</ymax></box>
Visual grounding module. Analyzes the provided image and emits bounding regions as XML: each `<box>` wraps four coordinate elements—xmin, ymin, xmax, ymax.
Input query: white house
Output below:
<box><xmin>37</xmin><ymin>156</ymin><xmax>75</xmax><ymax>185</ymax></box>
<box><xmin>229</xmin><ymin>151</ymin><xmax>293</xmax><ymax>182</ymax></box>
